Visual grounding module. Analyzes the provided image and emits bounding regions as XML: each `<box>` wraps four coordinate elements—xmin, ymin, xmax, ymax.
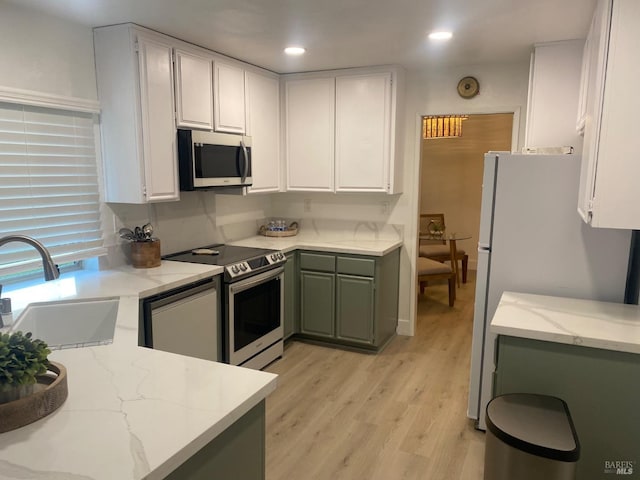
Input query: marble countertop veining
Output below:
<box><xmin>491</xmin><ymin>291</ymin><xmax>640</xmax><ymax>354</ymax></box>
<box><xmin>2</xmin><ymin>260</ymin><xmax>227</xmax><ymax>316</ymax></box>
<box><xmin>0</xmin><ymin>261</ymin><xmax>277</xmax><ymax>480</ymax></box>
<box><xmin>0</xmin><ymin>228</ymin><xmax>401</xmax><ymax>478</ymax></box>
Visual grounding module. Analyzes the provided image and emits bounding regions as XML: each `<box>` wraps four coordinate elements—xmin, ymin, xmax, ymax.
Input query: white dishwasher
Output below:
<box><xmin>141</xmin><ymin>277</ymin><xmax>220</xmax><ymax>362</ymax></box>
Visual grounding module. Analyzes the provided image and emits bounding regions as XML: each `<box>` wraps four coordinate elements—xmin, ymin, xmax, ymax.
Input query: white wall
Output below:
<box><xmin>272</xmin><ymin>192</ymin><xmax>398</xmax><ymax>223</ymax></box>
<box><xmin>0</xmin><ymin>3</ymin><xmax>97</xmax><ymax>100</ymax></box>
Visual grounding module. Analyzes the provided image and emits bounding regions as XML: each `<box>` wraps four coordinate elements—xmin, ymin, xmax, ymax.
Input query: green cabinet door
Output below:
<box><xmin>300</xmin><ymin>270</ymin><xmax>335</xmax><ymax>338</ymax></box>
<box><xmin>336</xmin><ymin>274</ymin><xmax>374</xmax><ymax>345</ymax></box>
<box><xmin>283</xmin><ymin>252</ymin><xmax>298</xmax><ymax>339</ymax></box>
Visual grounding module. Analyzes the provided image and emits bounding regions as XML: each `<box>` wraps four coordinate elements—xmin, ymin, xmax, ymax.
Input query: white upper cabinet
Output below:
<box><xmin>335</xmin><ymin>73</ymin><xmax>391</xmax><ymax>192</ymax></box>
<box><xmin>524</xmin><ymin>41</ymin><xmax>584</xmax><ymax>154</ymax></box>
<box><xmin>285</xmin><ymin>77</ymin><xmax>336</xmax><ymax>191</ymax></box>
<box><xmin>577</xmin><ymin>0</ymin><xmax>640</xmax><ymax>228</ymax></box>
<box><xmin>174</xmin><ymin>49</ymin><xmax>213</xmax><ymax>130</ymax></box>
<box><xmin>214</xmin><ymin>62</ymin><xmax>246</xmax><ymax>134</ymax></box>
<box><xmin>94</xmin><ymin>25</ymin><xmax>179</xmax><ymax>203</ymax></box>
<box><xmin>245</xmin><ymin>71</ymin><xmax>281</xmax><ymax>193</ymax></box>
<box><xmin>284</xmin><ymin>67</ymin><xmax>404</xmax><ymax>194</ymax></box>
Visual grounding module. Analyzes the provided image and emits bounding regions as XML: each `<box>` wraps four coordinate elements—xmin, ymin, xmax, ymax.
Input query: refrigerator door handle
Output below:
<box><xmin>478</xmin><ymin>243</ymin><xmax>491</xmax><ymax>251</ymax></box>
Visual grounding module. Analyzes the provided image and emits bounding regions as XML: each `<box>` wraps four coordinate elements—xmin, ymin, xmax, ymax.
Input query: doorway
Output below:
<box><xmin>417</xmin><ymin>113</ymin><xmax>513</xmax><ymax>307</ymax></box>
<box><xmin>419</xmin><ymin>113</ymin><xmax>513</xmax><ymax>270</ymax></box>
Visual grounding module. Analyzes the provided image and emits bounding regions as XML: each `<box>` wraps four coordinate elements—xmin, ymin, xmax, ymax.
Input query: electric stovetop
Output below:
<box><xmin>163</xmin><ymin>244</ymin><xmax>286</xmax><ymax>281</ymax></box>
<box><xmin>163</xmin><ymin>244</ymin><xmax>275</xmax><ymax>266</ymax></box>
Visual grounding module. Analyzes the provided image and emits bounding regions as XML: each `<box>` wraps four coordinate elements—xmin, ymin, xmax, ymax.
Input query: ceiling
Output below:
<box><xmin>6</xmin><ymin>0</ymin><xmax>597</xmax><ymax>73</ymax></box>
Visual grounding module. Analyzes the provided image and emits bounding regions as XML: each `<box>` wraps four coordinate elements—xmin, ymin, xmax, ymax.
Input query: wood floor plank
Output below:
<box><xmin>265</xmin><ymin>272</ymin><xmax>485</xmax><ymax>480</ymax></box>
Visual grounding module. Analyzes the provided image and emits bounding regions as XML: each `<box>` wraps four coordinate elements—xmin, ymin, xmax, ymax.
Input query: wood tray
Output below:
<box><xmin>0</xmin><ymin>361</ymin><xmax>68</xmax><ymax>433</ymax></box>
<box><xmin>262</xmin><ymin>228</ymin><xmax>298</xmax><ymax>237</ymax></box>
<box><xmin>259</xmin><ymin>223</ymin><xmax>298</xmax><ymax>237</ymax></box>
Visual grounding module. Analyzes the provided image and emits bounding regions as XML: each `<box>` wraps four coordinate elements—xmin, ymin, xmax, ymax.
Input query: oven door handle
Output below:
<box><xmin>229</xmin><ymin>267</ymin><xmax>284</xmax><ymax>294</ymax></box>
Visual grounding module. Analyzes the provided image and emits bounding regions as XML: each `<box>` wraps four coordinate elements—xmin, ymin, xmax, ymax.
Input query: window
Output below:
<box><xmin>423</xmin><ymin>115</ymin><xmax>469</xmax><ymax>139</ymax></box>
<box><xmin>0</xmin><ymin>101</ymin><xmax>105</xmax><ymax>278</ymax></box>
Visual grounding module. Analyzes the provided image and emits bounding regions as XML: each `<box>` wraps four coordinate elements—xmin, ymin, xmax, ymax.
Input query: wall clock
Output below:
<box><xmin>457</xmin><ymin>76</ymin><xmax>479</xmax><ymax>99</ymax></box>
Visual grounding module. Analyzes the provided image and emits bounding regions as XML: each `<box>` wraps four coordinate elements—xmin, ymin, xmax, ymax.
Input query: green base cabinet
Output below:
<box><xmin>494</xmin><ymin>335</ymin><xmax>640</xmax><ymax>480</ymax></box>
<box><xmin>297</xmin><ymin>248</ymin><xmax>399</xmax><ymax>351</ymax></box>
<box><xmin>164</xmin><ymin>400</ymin><xmax>266</xmax><ymax>480</ymax></box>
<box><xmin>283</xmin><ymin>252</ymin><xmax>298</xmax><ymax>339</ymax></box>
<box><xmin>336</xmin><ymin>274</ymin><xmax>374</xmax><ymax>344</ymax></box>
<box><xmin>300</xmin><ymin>270</ymin><xmax>335</xmax><ymax>338</ymax></box>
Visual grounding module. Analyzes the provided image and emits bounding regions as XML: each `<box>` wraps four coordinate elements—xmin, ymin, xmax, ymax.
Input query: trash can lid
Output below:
<box><xmin>486</xmin><ymin>393</ymin><xmax>580</xmax><ymax>462</ymax></box>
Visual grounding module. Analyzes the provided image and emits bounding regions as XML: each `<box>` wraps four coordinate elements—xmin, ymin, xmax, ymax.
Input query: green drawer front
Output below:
<box><xmin>337</xmin><ymin>256</ymin><xmax>375</xmax><ymax>277</ymax></box>
<box><xmin>299</xmin><ymin>252</ymin><xmax>336</xmax><ymax>272</ymax></box>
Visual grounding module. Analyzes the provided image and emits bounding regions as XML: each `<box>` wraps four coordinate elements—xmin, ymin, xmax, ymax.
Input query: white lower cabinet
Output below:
<box><xmin>94</xmin><ymin>24</ymin><xmax>179</xmax><ymax>203</ymax></box>
<box><xmin>246</xmin><ymin>71</ymin><xmax>281</xmax><ymax>193</ymax></box>
<box><xmin>284</xmin><ymin>67</ymin><xmax>403</xmax><ymax>194</ymax></box>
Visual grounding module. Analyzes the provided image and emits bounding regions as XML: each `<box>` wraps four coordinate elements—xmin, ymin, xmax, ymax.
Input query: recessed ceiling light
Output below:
<box><xmin>284</xmin><ymin>47</ymin><xmax>306</xmax><ymax>55</ymax></box>
<box><xmin>428</xmin><ymin>31</ymin><xmax>453</xmax><ymax>40</ymax></box>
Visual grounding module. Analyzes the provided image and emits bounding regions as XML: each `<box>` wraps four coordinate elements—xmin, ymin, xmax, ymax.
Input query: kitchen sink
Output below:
<box><xmin>11</xmin><ymin>298</ymin><xmax>119</xmax><ymax>349</ymax></box>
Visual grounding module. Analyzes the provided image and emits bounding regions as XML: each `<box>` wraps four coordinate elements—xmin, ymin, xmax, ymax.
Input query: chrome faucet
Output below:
<box><xmin>0</xmin><ymin>235</ymin><xmax>59</xmax><ymax>327</ymax></box>
<box><xmin>0</xmin><ymin>235</ymin><xmax>60</xmax><ymax>281</ymax></box>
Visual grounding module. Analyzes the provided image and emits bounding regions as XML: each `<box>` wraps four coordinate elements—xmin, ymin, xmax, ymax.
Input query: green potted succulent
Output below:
<box><xmin>0</xmin><ymin>331</ymin><xmax>51</xmax><ymax>404</ymax></box>
<box><xmin>428</xmin><ymin>219</ymin><xmax>445</xmax><ymax>237</ymax></box>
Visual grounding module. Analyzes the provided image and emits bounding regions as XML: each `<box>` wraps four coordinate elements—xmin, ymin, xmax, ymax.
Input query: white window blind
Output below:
<box><xmin>0</xmin><ymin>102</ymin><xmax>105</xmax><ymax>276</ymax></box>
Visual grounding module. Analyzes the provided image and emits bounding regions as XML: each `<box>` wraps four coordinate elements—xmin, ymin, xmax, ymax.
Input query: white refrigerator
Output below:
<box><xmin>467</xmin><ymin>152</ymin><xmax>631</xmax><ymax>430</ymax></box>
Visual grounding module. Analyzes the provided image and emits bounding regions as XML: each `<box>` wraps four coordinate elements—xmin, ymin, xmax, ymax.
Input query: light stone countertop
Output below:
<box><xmin>0</xmin><ymin>261</ymin><xmax>277</xmax><ymax>480</ymax></box>
<box><xmin>228</xmin><ymin>233</ymin><xmax>403</xmax><ymax>256</ymax></box>
<box><xmin>490</xmin><ymin>291</ymin><xmax>640</xmax><ymax>354</ymax></box>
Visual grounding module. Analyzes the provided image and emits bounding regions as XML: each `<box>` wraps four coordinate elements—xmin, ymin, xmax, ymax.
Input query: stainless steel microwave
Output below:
<box><xmin>177</xmin><ymin>129</ymin><xmax>252</xmax><ymax>190</ymax></box>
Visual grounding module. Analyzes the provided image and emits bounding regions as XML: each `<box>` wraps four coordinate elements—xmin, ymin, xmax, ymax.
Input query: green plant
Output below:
<box><xmin>0</xmin><ymin>331</ymin><xmax>51</xmax><ymax>388</ymax></box>
<box><xmin>428</xmin><ymin>220</ymin><xmax>444</xmax><ymax>234</ymax></box>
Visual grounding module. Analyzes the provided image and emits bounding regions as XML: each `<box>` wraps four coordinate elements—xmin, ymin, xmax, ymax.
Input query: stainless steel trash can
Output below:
<box><xmin>484</xmin><ymin>393</ymin><xmax>580</xmax><ymax>480</ymax></box>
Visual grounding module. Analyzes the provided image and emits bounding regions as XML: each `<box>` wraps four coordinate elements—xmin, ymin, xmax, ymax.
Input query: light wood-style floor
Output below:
<box><xmin>265</xmin><ymin>272</ymin><xmax>485</xmax><ymax>480</ymax></box>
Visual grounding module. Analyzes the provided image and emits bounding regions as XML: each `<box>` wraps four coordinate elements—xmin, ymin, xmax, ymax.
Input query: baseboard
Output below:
<box><xmin>396</xmin><ymin>317</ymin><xmax>413</xmax><ymax>336</ymax></box>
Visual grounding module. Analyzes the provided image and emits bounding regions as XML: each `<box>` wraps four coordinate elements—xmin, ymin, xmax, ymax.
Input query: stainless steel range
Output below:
<box><xmin>164</xmin><ymin>244</ymin><xmax>286</xmax><ymax>370</ymax></box>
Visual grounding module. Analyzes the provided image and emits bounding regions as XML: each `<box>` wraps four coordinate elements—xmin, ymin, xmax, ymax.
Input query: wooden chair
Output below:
<box><xmin>417</xmin><ymin>255</ymin><xmax>456</xmax><ymax>307</ymax></box>
<box><xmin>419</xmin><ymin>213</ymin><xmax>469</xmax><ymax>286</ymax></box>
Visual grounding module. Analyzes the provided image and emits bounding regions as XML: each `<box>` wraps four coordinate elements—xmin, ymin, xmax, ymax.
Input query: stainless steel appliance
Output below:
<box><xmin>468</xmin><ymin>152</ymin><xmax>631</xmax><ymax>430</ymax></box>
<box><xmin>164</xmin><ymin>244</ymin><xmax>286</xmax><ymax>370</ymax></box>
<box><xmin>141</xmin><ymin>277</ymin><xmax>220</xmax><ymax>361</ymax></box>
<box><xmin>177</xmin><ymin>129</ymin><xmax>252</xmax><ymax>190</ymax></box>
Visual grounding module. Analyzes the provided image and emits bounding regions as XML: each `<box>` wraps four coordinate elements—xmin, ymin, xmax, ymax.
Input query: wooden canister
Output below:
<box><xmin>130</xmin><ymin>239</ymin><xmax>161</xmax><ymax>268</ymax></box>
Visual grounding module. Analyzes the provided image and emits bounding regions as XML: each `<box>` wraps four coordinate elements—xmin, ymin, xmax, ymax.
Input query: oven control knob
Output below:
<box><xmin>278</xmin><ymin>252</ymin><xmax>285</xmax><ymax>260</ymax></box>
<box><xmin>271</xmin><ymin>254</ymin><xmax>277</xmax><ymax>261</ymax></box>
<box><xmin>239</xmin><ymin>263</ymin><xmax>248</xmax><ymax>271</ymax></box>
<box><xmin>231</xmin><ymin>265</ymin><xmax>240</xmax><ymax>274</ymax></box>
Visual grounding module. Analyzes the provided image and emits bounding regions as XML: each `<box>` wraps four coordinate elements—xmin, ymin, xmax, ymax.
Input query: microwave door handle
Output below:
<box><xmin>240</xmin><ymin>139</ymin><xmax>249</xmax><ymax>184</ymax></box>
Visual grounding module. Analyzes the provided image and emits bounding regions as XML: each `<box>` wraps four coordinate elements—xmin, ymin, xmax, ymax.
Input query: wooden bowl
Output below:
<box><xmin>0</xmin><ymin>361</ymin><xmax>68</xmax><ymax>433</ymax></box>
